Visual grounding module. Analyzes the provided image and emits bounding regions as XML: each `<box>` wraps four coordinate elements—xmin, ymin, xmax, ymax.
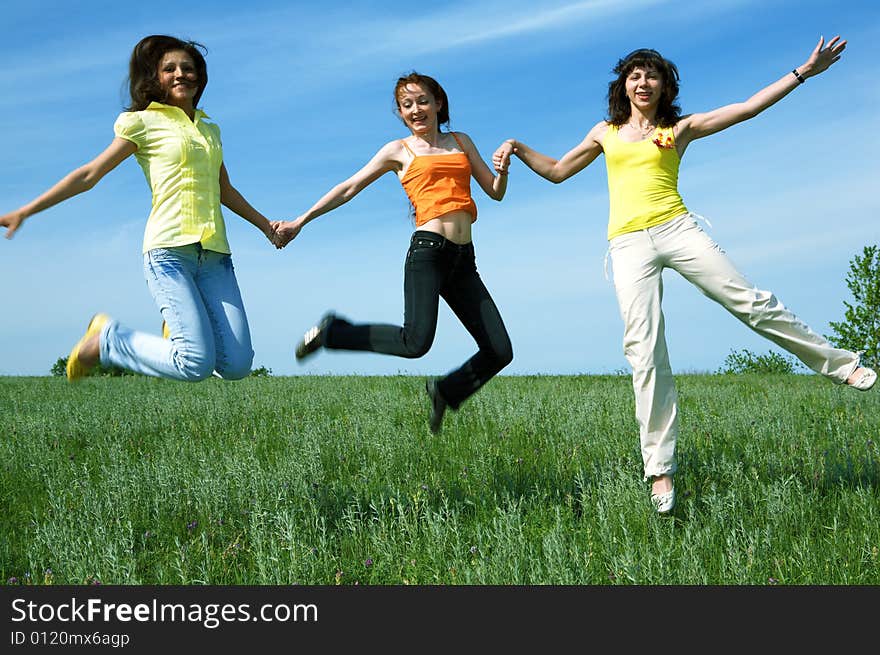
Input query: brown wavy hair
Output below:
<box><xmin>125</xmin><ymin>35</ymin><xmax>208</xmax><ymax>111</ymax></box>
<box><xmin>393</xmin><ymin>72</ymin><xmax>450</xmax><ymax>130</ymax></box>
<box><xmin>607</xmin><ymin>48</ymin><xmax>681</xmax><ymax>128</ymax></box>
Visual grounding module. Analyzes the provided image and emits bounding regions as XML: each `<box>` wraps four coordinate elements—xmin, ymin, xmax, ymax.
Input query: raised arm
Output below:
<box><xmin>493</xmin><ymin>121</ymin><xmax>606</xmax><ymax>184</ymax></box>
<box><xmin>0</xmin><ymin>137</ymin><xmax>136</xmax><ymax>239</ymax></box>
<box><xmin>219</xmin><ymin>162</ymin><xmax>276</xmax><ymax>244</ymax></box>
<box><xmin>676</xmin><ymin>36</ymin><xmax>846</xmax><ymax>149</ymax></box>
<box><xmin>456</xmin><ymin>132</ymin><xmax>507</xmax><ymax>201</ymax></box>
<box><xmin>273</xmin><ymin>141</ymin><xmax>402</xmax><ymax>248</ymax></box>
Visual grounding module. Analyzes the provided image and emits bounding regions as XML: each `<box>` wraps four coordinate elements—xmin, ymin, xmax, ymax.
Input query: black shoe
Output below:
<box><xmin>426</xmin><ymin>378</ymin><xmax>448</xmax><ymax>434</ymax></box>
<box><xmin>295</xmin><ymin>312</ymin><xmax>335</xmax><ymax>362</ymax></box>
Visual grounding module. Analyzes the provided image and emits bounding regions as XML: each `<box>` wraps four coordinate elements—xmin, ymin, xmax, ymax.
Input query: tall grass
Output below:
<box><xmin>1</xmin><ymin>374</ymin><xmax>878</xmax><ymax>585</ymax></box>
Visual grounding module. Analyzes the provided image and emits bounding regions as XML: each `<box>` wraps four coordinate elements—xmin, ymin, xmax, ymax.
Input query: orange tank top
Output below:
<box><xmin>399</xmin><ymin>133</ymin><xmax>478</xmax><ymax>227</ymax></box>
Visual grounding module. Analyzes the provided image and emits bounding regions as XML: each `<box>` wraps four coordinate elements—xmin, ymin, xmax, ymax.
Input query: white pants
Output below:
<box><xmin>608</xmin><ymin>213</ymin><xmax>859</xmax><ymax>480</ymax></box>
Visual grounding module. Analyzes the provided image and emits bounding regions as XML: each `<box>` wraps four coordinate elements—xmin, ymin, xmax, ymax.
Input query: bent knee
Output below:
<box><xmin>175</xmin><ymin>355</ymin><xmax>215</xmax><ymax>382</ymax></box>
<box><xmin>401</xmin><ymin>333</ymin><xmax>434</xmax><ymax>358</ymax></box>
<box><xmin>402</xmin><ymin>344</ymin><xmax>431</xmax><ymax>359</ymax></box>
<box><xmin>493</xmin><ymin>342</ymin><xmax>514</xmax><ymax>369</ymax></box>
<box><xmin>215</xmin><ymin>349</ymin><xmax>254</xmax><ymax>380</ymax></box>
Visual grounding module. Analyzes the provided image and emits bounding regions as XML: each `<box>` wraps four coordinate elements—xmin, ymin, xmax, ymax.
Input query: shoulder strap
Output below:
<box><xmin>450</xmin><ymin>132</ymin><xmax>466</xmax><ymax>152</ymax></box>
<box><xmin>400</xmin><ymin>139</ymin><xmax>416</xmax><ymax>157</ymax></box>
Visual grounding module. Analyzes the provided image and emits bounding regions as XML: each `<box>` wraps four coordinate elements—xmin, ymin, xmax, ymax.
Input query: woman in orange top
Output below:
<box><xmin>274</xmin><ymin>72</ymin><xmax>513</xmax><ymax>433</ymax></box>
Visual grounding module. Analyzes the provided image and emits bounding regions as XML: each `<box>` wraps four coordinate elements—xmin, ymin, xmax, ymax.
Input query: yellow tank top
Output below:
<box><xmin>603</xmin><ymin>123</ymin><xmax>688</xmax><ymax>240</ymax></box>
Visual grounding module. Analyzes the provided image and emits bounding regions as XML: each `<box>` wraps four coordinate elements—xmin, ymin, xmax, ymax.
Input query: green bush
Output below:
<box><xmin>50</xmin><ymin>356</ymin><xmax>134</xmax><ymax>377</ymax></box>
<box><xmin>50</xmin><ymin>357</ymin><xmax>67</xmax><ymax>377</ymax></box>
<box><xmin>718</xmin><ymin>348</ymin><xmax>804</xmax><ymax>375</ymax></box>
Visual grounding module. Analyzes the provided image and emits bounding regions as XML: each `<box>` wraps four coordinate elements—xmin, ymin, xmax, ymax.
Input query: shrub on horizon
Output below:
<box><xmin>718</xmin><ymin>348</ymin><xmax>804</xmax><ymax>375</ymax></box>
<box><xmin>50</xmin><ymin>356</ymin><xmax>135</xmax><ymax>377</ymax></box>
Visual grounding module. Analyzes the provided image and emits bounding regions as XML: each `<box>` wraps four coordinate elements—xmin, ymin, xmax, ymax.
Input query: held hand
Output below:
<box><xmin>267</xmin><ymin>220</ymin><xmax>286</xmax><ymax>249</ymax></box>
<box><xmin>264</xmin><ymin>221</ymin><xmax>280</xmax><ymax>246</ymax></box>
<box><xmin>0</xmin><ymin>210</ymin><xmax>25</xmax><ymax>239</ymax></box>
<box><xmin>800</xmin><ymin>35</ymin><xmax>846</xmax><ymax>79</ymax></box>
<box><xmin>492</xmin><ymin>140</ymin><xmax>514</xmax><ymax>174</ymax></box>
<box><xmin>272</xmin><ymin>219</ymin><xmax>303</xmax><ymax>249</ymax></box>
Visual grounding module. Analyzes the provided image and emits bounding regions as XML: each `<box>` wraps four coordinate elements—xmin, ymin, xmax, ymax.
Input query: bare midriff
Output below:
<box><xmin>417</xmin><ymin>210</ymin><xmax>473</xmax><ymax>244</ymax></box>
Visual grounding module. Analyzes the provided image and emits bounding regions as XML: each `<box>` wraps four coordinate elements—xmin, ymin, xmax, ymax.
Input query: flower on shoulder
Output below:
<box><xmin>652</xmin><ymin>128</ymin><xmax>674</xmax><ymax>149</ymax></box>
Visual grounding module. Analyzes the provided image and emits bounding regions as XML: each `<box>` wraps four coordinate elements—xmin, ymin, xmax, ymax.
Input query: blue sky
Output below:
<box><xmin>1</xmin><ymin>0</ymin><xmax>878</xmax><ymax>377</ymax></box>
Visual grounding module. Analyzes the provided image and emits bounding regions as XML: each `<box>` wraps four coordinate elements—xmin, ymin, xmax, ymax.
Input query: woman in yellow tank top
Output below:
<box><xmin>492</xmin><ymin>36</ymin><xmax>875</xmax><ymax>514</ymax></box>
<box><xmin>273</xmin><ymin>72</ymin><xmax>512</xmax><ymax>434</ymax></box>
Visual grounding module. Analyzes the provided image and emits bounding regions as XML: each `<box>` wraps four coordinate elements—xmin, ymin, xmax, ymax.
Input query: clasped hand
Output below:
<box><xmin>492</xmin><ymin>141</ymin><xmax>513</xmax><ymax>175</ymax></box>
<box><xmin>267</xmin><ymin>219</ymin><xmax>302</xmax><ymax>249</ymax></box>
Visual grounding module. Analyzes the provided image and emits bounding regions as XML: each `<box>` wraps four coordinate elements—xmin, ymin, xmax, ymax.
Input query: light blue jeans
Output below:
<box><xmin>98</xmin><ymin>243</ymin><xmax>254</xmax><ymax>381</ymax></box>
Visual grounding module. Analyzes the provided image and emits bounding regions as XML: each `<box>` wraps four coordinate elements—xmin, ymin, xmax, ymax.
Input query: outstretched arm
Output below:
<box><xmin>219</xmin><ymin>162</ymin><xmax>277</xmax><ymax>244</ymax></box>
<box><xmin>677</xmin><ymin>36</ymin><xmax>846</xmax><ymax>148</ymax></box>
<box><xmin>457</xmin><ymin>132</ymin><xmax>507</xmax><ymax>200</ymax></box>
<box><xmin>0</xmin><ymin>137</ymin><xmax>136</xmax><ymax>239</ymax></box>
<box><xmin>273</xmin><ymin>141</ymin><xmax>401</xmax><ymax>248</ymax></box>
<box><xmin>492</xmin><ymin>121</ymin><xmax>606</xmax><ymax>184</ymax></box>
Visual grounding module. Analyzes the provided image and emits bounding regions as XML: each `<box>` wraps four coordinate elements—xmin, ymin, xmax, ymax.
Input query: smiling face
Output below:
<box><xmin>625</xmin><ymin>64</ymin><xmax>663</xmax><ymax>113</ymax></box>
<box><xmin>157</xmin><ymin>49</ymin><xmax>198</xmax><ymax>110</ymax></box>
<box><xmin>607</xmin><ymin>50</ymin><xmax>681</xmax><ymax>127</ymax></box>
<box><xmin>396</xmin><ymin>83</ymin><xmax>442</xmax><ymax>136</ymax></box>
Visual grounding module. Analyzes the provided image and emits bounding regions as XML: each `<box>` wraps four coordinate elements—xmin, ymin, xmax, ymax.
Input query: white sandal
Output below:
<box><xmin>847</xmin><ymin>366</ymin><xmax>877</xmax><ymax>391</ymax></box>
<box><xmin>651</xmin><ymin>488</ymin><xmax>676</xmax><ymax>514</ymax></box>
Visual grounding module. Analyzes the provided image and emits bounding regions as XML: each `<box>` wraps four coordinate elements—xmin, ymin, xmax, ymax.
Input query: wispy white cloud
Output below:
<box><xmin>322</xmin><ymin>0</ymin><xmax>666</xmax><ymax>59</ymax></box>
<box><xmin>0</xmin><ymin>0</ymin><xmax>766</xmax><ymax>111</ymax></box>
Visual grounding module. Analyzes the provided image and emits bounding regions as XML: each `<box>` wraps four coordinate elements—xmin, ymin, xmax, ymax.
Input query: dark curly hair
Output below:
<box><xmin>393</xmin><ymin>72</ymin><xmax>450</xmax><ymax>130</ymax></box>
<box><xmin>607</xmin><ymin>48</ymin><xmax>681</xmax><ymax>128</ymax></box>
<box><xmin>125</xmin><ymin>35</ymin><xmax>208</xmax><ymax>111</ymax></box>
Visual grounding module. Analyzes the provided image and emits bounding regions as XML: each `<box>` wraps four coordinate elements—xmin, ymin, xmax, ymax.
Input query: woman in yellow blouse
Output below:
<box><xmin>493</xmin><ymin>36</ymin><xmax>875</xmax><ymax>514</ymax></box>
<box><xmin>0</xmin><ymin>35</ymin><xmax>278</xmax><ymax>381</ymax></box>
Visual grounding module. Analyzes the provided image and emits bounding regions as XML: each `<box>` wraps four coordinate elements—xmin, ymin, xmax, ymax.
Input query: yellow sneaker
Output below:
<box><xmin>66</xmin><ymin>313</ymin><xmax>110</xmax><ymax>382</ymax></box>
<box><xmin>162</xmin><ymin>320</ymin><xmax>170</xmax><ymax>339</ymax></box>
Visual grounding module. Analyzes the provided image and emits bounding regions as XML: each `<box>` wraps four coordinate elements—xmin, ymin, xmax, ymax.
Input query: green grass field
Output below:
<box><xmin>1</xmin><ymin>374</ymin><xmax>878</xmax><ymax>585</ymax></box>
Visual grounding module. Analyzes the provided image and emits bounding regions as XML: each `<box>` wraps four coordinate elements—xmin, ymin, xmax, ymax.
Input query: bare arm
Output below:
<box><xmin>219</xmin><ymin>162</ymin><xmax>276</xmax><ymax>242</ymax></box>
<box><xmin>455</xmin><ymin>132</ymin><xmax>507</xmax><ymax>201</ymax></box>
<box><xmin>492</xmin><ymin>121</ymin><xmax>606</xmax><ymax>183</ymax></box>
<box><xmin>273</xmin><ymin>141</ymin><xmax>401</xmax><ymax>247</ymax></box>
<box><xmin>0</xmin><ymin>137</ymin><xmax>136</xmax><ymax>238</ymax></box>
<box><xmin>676</xmin><ymin>36</ymin><xmax>846</xmax><ymax>149</ymax></box>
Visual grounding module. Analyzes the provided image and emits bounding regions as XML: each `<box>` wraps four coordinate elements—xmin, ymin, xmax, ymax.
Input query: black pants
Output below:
<box><xmin>324</xmin><ymin>230</ymin><xmax>513</xmax><ymax>409</ymax></box>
